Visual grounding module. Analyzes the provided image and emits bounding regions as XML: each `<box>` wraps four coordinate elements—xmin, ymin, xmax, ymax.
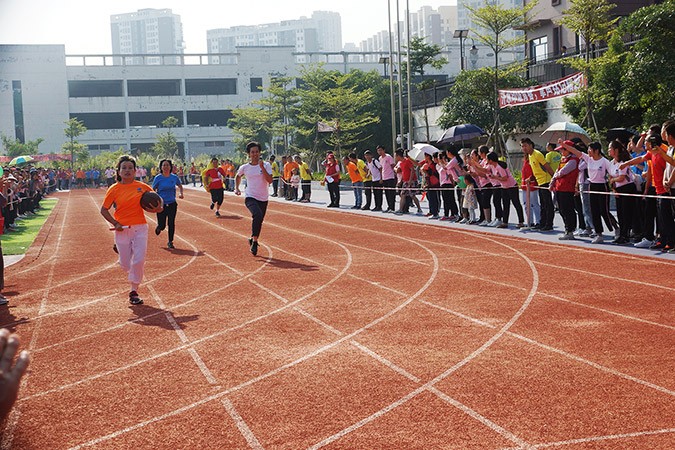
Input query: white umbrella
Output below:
<box><xmin>540</xmin><ymin>122</ymin><xmax>591</xmax><ymax>144</ymax></box>
<box><xmin>408</xmin><ymin>143</ymin><xmax>440</xmax><ymax>162</ymax></box>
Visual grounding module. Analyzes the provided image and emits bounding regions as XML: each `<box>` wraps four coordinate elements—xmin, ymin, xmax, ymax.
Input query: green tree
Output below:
<box><xmin>617</xmin><ymin>0</ymin><xmax>675</xmax><ymax>126</ymax></box>
<box><xmin>467</xmin><ymin>0</ymin><xmax>538</xmax><ymax>153</ymax></box>
<box><xmin>62</xmin><ymin>118</ymin><xmax>88</xmax><ymax>169</ymax></box>
<box><xmin>406</xmin><ymin>36</ymin><xmax>448</xmax><ymax>143</ymax></box>
<box><xmin>295</xmin><ymin>65</ymin><xmax>379</xmax><ymax>162</ymax></box>
<box><xmin>151</xmin><ymin>116</ymin><xmax>180</xmax><ymax>159</ymax></box>
<box><xmin>0</xmin><ymin>134</ymin><xmax>44</xmax><ymax>158</ymax></box>
<box><xmin>562</xmin><ymin>33</ymin><xmax>641</xmax><ymax>134</ymax></box>
<box><xmin>439</xmin><ymin>68</ymin><xmax>547</xmax><ymax>140</ymax></box>
<box><xmin>228</xmin><ymin>106</ymin><xmax>275</xmax><ymax>153</ymax></box>
<box><xmin>558</xmin><ymin>0</ymin><xmax>618</xmax><ymax>132</ymax></box>
<box><xmin>257</xmin><ymin>76</ymin><xmax>299</xmax><ymax>154</ymax></box>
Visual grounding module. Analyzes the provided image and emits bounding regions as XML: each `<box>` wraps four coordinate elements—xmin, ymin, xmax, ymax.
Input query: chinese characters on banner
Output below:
<box><xmin>498</xmin><ymin>72</ymin><xmax>586</xmax><ymax>108</ymax></box>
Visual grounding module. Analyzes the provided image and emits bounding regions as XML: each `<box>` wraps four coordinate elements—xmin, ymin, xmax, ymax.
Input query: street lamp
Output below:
<box><xmin>453</xmin><ymin>29</ymin><xmax>469</xmax><ymax>71</ymax></box>
<box><xmin>469</xmin><ymin>44</ymin><xmax>479</xmax><ymax>69</ymax></box>
<box><xmin>379</xmin><ymin>56</ymin><xmax>389</xmax><ymax>77</ymax></box>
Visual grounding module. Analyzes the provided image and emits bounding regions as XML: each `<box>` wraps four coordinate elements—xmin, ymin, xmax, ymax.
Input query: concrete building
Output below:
<box><xmin>110</xmin><ymin>8</ymin><xmax>184</xmax><ymax>65</ymax></box>
<box><xmin>207</xmin><ymin>11</ymin><xmax>341</xmax><ymax>64</ymax></box>
<box><xmin>0</xmin><ymin>45</ymin><xmax>393</xmax><ymax>159</ymax></box>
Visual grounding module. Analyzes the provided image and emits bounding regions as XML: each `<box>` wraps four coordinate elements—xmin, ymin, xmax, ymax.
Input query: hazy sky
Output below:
<box><xmin>0</xmin><ymin>0</ymin><xmax>457</xmax><ymax>54</ymax></box>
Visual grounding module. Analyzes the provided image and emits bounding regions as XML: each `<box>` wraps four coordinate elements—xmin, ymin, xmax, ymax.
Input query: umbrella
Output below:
<box><xmin>606</xmin><ymin>128</ymin><xmax>639</xmax><ymax>143</ymax></box>
<box><xmin>408</xmin><ymin>143</ymin><xmax>440</xmax><ymax>162</ymax></box>
<box><xmin>8</xmin><ymin>155</ymin><xmax>35</xmax><ymax>166</ymax></box>
<box><xmin>540</xmin><ymin>122</ymin><xmax>590</xmax><ymax>144</ymax></box>
<box><xmin>437</xmin><ymin>124</ymin><xmax>485</xmax><ymax>145</ymax></box>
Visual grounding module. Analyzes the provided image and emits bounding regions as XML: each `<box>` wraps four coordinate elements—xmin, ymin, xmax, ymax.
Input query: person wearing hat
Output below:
<box><xmin>549</xmin><ymin>140</ymin><xmax>580</xmax><ymax>240</ymax></box>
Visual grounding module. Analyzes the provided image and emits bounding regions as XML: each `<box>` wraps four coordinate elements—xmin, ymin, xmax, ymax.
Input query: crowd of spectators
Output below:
<box><xmin>320</xmin><ymin>120</ymin><xmax>675</xmax><ymax>254</ymax></box>
<box><xmin>1</xmin><ymin>166</ymin><xmax>52</xmax><ymax>235</ymax></box>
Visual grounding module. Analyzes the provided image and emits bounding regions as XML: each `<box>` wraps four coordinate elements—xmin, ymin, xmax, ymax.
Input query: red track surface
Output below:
<box><xmin>1</xmin><ymin>188</ymin><xmax>673</xmax><ymax>449</ymax></box>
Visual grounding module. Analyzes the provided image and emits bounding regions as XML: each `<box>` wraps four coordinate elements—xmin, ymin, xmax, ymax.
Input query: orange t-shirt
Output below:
<box><xmin>346</xmin><ymin>161</ymin><xmax>362</xmax><ymax>183</ymax></box>
<box><xmin>102</xmin><ymin>181</ymin><xmax>153</xmax><ymax>226</ymax></box>
<box><xmin>76</xmin><ymin>170</ymin><xmax>85</xmax><ymax>179</ymax></box>
<box><xmin>284</xmin><ymin>161</ymin><xmax>299</xmax><ymax>180</ymax></box>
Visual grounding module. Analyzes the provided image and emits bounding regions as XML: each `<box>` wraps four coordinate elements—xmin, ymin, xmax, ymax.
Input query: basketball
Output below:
<box><xmin>140</xmin><ymin>191</ymin><xmax>163</xmax><ymax>212</ymax></box>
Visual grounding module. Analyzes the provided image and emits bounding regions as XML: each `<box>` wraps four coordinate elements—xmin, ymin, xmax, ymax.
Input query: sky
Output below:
<box><xmin>0</xmin><ymin>0</ymin><xmax>457</xmax><ymax>54</ymax></box>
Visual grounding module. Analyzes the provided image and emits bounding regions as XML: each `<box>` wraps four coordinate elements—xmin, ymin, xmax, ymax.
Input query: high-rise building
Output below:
<box><xmin>207</xmin><ymin>11</ymin><xmax>341</xmax><ymax>63</ymax></box>
<box><xmin>110</xmin><ymin>8</ymin><xmax>184</xmax><ymax>65</ymax></box>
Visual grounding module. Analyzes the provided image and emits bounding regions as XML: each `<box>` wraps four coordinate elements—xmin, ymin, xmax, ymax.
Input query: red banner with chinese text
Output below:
<box><xmin>498</xmin><ymin>72</ymin><xmax>586</xmax><ymax>109</ymax></box>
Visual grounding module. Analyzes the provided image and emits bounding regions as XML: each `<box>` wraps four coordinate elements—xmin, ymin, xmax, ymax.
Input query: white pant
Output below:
<box><xmin>521</xmin><ymin>188</ymin><xmax>541</xmax><ymax>226</ymax></box>
<box><xmin>114</xmin><ymin>224</ymin><xmax>148</xmax><ymax>285</ymax></box>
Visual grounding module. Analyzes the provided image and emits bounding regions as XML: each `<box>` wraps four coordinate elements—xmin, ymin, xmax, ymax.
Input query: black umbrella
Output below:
<box><xmin>437</xmin><ymin>124</ymin><xmax>485</xmax><ymax>146</ymax></box>
<box><xmin>606</xmin><ymin>128</ymin><xmax>639</xmax><ymax>144</ymax></box>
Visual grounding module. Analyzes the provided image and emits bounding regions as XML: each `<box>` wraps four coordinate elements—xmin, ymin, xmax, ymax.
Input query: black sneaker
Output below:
<box><xmin>210</xmin><ymin>202</ymin><xmax>214</xmax><ymax>210</ymax></box>
<box><xmin>112</xmin><ymin>244</ymin><xmax>118</xmax><ymax>254</ymax></box>
<box><xmin>215</xmin><ymin>211</ymin><xmax>221</xmax><ymax>217</ymax></box>
<box><xmin>250</xmin><ymin>240</ymin><xmax>258</xmax><ymax>256</ymax></box>
<box><xmin>167</xmin><ymin>241</ymin><xmax>175</xmax><ymax>249</ymax></box>
<box><xmin>129</xmin><ymin>291</ymin><xmax>143</xmax><ymax>305</ymax></box>
<box><xmin>155</xmin><ymin>226</ymin><xmax>161</xmax><ymax>236</ymax></box>
<box><xmin>248</xmin><ymin>238</ymin><xmax>253</xmax><ymax>247</ymax></box>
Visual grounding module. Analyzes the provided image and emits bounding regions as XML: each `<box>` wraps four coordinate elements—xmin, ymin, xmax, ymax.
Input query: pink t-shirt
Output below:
<box><xmin>380</xmin><ymin>154</ymin><xmax>396</xmax><ymax>181</ymax></box>
<box><xmin>490</xmin><ymin>164</ymin><xmax>517</xmax><ymax>188</ymax></box>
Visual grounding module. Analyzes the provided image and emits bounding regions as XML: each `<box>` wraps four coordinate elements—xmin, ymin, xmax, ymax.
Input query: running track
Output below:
<box><xmin>1</xmin><ymin>188</ymin><xmax>673</xmax><ymax>449</ymax></box>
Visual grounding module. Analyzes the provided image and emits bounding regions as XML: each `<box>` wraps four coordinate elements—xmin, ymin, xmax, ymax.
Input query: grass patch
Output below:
<box><xmin>1</xmin><ymin>198</ymin><xmax>58</xmax><ymax>255</ymax></box>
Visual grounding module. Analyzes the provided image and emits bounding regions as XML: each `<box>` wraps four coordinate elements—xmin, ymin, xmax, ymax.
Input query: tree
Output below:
<box><xmin>229</xmin><ymin>106</ymin><xmax>275</xmax><ymax>153</ymax></box>
<box><xmin>466</xmin><ymin>0</ymin><xmax>538</xmax><ymax>154</ymax></box>
<box><xmin>256</xmin><ymin>76</ymin><xmax>299</xmax><ymax>154</ymax></box>
<box><xmin>558</xmin><ymin>0</ymin><xmax>619</xmax><ymax>132</ymax></box>
<box><xmin>151</xmin><ymin>116</ymin><xmax>180</xmax><ymax>159</ymax></box>
<box><xmin>0</xmin><ymin>135</ymin><xmax>44</xmax><ymax>158</ymax></box>
<box><xmin>63</xmin><ymin>118</ymin><xmax>87</xmax><ymax>169</ymax></box>
<box><xmin>617</xmin><ymin>0</ymin><xmax>675</xmax><ymax>126</ymax></box>
<box><xmin>439</xmin><ymin>68</ymin><xmax>547</xmax><ymax>140</ymax></box>
<box><xmin>406</xmin><ymin>36</ymin><xmax>448</xmax><ymax>143</ymax></box>
<box><xmin>295</xmin><ymin>65</ymin><xmax>379</xmax><ymax>162</ymax></box>
<box><xmin>562</xmin><ymin>32</ymin><xmax>641</xmax><ymax>134</ymax></box>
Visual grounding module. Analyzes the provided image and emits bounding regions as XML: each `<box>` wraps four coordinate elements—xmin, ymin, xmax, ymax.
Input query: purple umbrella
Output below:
<box><xmin>437</xmin><ymin>124</ymin><xmax>486</xmax><ymax>146</ymax></box>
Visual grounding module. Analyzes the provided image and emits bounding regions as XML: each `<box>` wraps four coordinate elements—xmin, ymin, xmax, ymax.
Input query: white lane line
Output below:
<box><xmin>439</xmin><ymin>266</ymin><xmax>675</xmax><ymax>331</ymax></box>
<box><xmin>308</xmin><ymin>235</ymin><xmax>536</xmax><ymax>449</ymax></box>
<box><xmin>527</xmin><ymin>427</ymin><xmax>675</xmax><ymax>448</ymax></box>
<box><xmin>23</xmin><ymin>240</ymin><xmax>354</xmax><ymax>403</ymax></box>
<box><xmin>148</xmin><ymin>285</ymin><xmax>218</xmax><ymax>386</ymax></box>
<box><xmin>420</xmin><ymin>300</ymin><xmax>675</xmax><ymax>398</ymax></box>
<box><xmin>68</xmin><ymin>237</ymin><xmax>436</xmax><ymax>448</ymax></box>
<box><xmin>350</xmin><ymin>341</ymin><xmax>421</xmax><ymax>384</ymax></box>
<box><xmin>429</xmin><ymin>386</ymin><xmax>529</xmax><ymax>448</ymax></box>
<box><xmin>221</xmin><ymin>398</ymin><xmax>265</xmax><ymax>450</ymax></box>
<box><xmin>1</xmin><ymin>195</ymin><xmax>70</xmax><ymax>448</ymax></box>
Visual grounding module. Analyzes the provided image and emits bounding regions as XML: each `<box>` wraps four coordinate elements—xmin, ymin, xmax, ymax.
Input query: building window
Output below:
<box><xmin>250</xmin><ymin>77</ymin><xmax>263</xmax><ymax>92</ymax></box>
<box><xmin>70</xmin><ymin>113</ymin><xmax>126</xmax><ymax>130</ymax></box>
<box><xmin>68</xmin><ymin>80</ymin><xmax>124</xmax><ymax>97</ymax></box>
<box><xmin>185</xmin><ymin>78</ymin><xmax>237</xmax><ymax>95</ymax></box>
<box><xmin>127</xmin><ymin>79</ymin><xmax>181</xmax><ymax>96</ymax></box>
<box><xmin>187</xmin><ymin>110</ymin><xmax>233</xmax><ymax>127</ymax></box>
<box><xmin>529</xmin><ymin>36</ymin><xmax>548</xmax><ymax>63</ymax></box>
<box><xmin>129</xmin><ymin>111</ymin><xmax>183</xmax><ymax>127</ymax></box>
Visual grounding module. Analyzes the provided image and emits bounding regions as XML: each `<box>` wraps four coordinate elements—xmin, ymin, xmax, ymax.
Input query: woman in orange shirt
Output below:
<box><xmin>100</xmin><ymin>155</ymin><xmax>163</xmax><ymax>305</ymax></box>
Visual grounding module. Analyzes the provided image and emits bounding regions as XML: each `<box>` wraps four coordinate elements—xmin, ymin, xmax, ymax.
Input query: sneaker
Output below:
<box><xmin>129</xmin><ymin>291</ymin><xmax>143</xmax><ymax>305</ymax></box>
<box><xmin>361</xmin><ymin>206</ymin><xmax>370</xmax><ymax>210</ymax></box>
<box><xmin>516</xmin><ymin>223</ymin><xmax>526</xmax><ymax>229</ymax></box>
<box><xmin>650</xmin><ymin>241</ymin><xmax>664</xmax><ymax>250</ymax></box>
<box><xmin>210</xmin><ymin>202</ymin><xmax>214</xmax><ymax>210</ymax></box>
<box><xmin>0</xmin><ymin>295</ymin><xmax>8</xmax><ymax>306</ymax></box>
<box><xmin>559</xmin><ymin>232</ymin><xmax>576</xmax><ymax>241</ymax></box>
<box><xmin>612</xmin><ymin>237</ymin><xmax>629</xmax><ymax>245</ymax></box>
<box><xmin>661</xmin><ymin>244</ymin><xmax>673</xmax><ymax>253</ymax></box>
<box><xmin>496</xmin><ymin>222</ymin><xmax>508</xmax><ymax>229</ymax></box>
<box><xmin>112</xmin><ymin>244</ymin><xmax>118</xmax><ymax>254</ymax></box>
<box><xmin>429</xmin><ymin>215</ymin><xmax>440</xmax><ymax>220</ymax></box>
<box><xmin>215</xmin><ymin>211</ymin><xmax>221</xmax><ymax>217</ymax></box>
<box><xmin>448</xmin><ymin>215</ymin><xmax>458</xmax><ymax>221</ymax></box>
<box><xmin>469</xmin><ymin>219</ymin><xmax>481</xmax><ymax>225</ymax></box>
<box><xmin>668</xmin><ymin>247</ymin><xmax>675</xmax><ymax>254</ymax></box>
<box><xmin>416</xmin><ymin>209</ymin><xmax>424</xmax><ymax>216</ymax></box>
<box><xmin>250</xmin><ymin>240</ymin><xmax>258</xmax><ymax>256</ymax></box>
<box><xmin>371</xmin><ymin>207</ymin><xmax>382</xmax><ymax>212</ymax></box>
<box><xmin>167</xmin><ymin>241</ymin><xmax>175</xmax><ymax>249</ymax></box>
<box><xmin>155</xmin><ymin>226</ymin><xmax>161</xmax><ymax>236</ymax></box>
<box><xmin>531</xmin><ymin>223</ymin><xmax>542</xmax><ymax>230</ymax></box>
<box><xmin>634</xmin><ymin>238</ymin><xmax>654</xmax><ymax>248</ymax></box>
<box><xmin>591</xmin><ymin>235</ymin><xmax>604</xmax><ymax>244</ymax></box>
<box><xmin>578</xmin><ymin>229</ymin><xmax>592</xmax><ymax>237</ymax></box>
<box><xmin>351</xmin><ymin>205</ymin><xmax>360</xmax><ymax>209</ymax></box>
<box><xmin>540</xmin><ymin>226</ymin><xmax>554</xmax><ymax>232</ymax></box>
<box><xmin>488</xmin><ymin>219</ymin><xmax>500</xmax><ymax>227</ymax></box>
<box><xmin>458</xmin><ymin>218</ymin><xmax>469</xmax><ymax>224</ymax></box>
<box><xmin>394</xmin><ymin>210</ymin><xmax>404</xmax><ymax>215</ymax></box>
<box><xmin>439</xmin><ymin>216</ymin><xmax>450</xmax><ymax>221</ymax></box>
<box><xmin>478</xmin><ymin>220</ymin><xmax>489</xmax><ymax>226</ymax></box>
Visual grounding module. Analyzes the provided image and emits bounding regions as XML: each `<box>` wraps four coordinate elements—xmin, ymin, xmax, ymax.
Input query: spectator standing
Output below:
<box><xmin>294</xmin><ymin>155</ymin><xmax>312</xmax><ymax>203</ymax></box>
<box><xmin>377</xmin><ymin>145</ymin><xmax>397</xmax><ymax>213</ymax></box>
<box><xmin>549</xmin><ymin>140</ymin><xmax>580</xmax><ymax>239</ymax></box>
<box><xmin>323</xmin><ymin>153</ymin><xmax>341</xmax><ymax>208</ymax></box>
<box><xmin>270</xmin><ymin>155</ymin><xmax>280</xmax><ymax>197</ymax></box>
<box><xmin>344</xmin><ymin>154</ymin><xmax>363</xmax><ymax>209</ymax></box>
<box><xmin>520</xmin><ymin>155</ymin><xmax>541</xmax><ymax>228</ymax></box>
<box><xmin>364</xmin><ymin>150</ymin><xmax>383</xmax><ymax>211</ymax></box>
<box><xmin>521</xmin><ymin>138</ymin><xmax>555</xmax><ymax>231</ymax></box>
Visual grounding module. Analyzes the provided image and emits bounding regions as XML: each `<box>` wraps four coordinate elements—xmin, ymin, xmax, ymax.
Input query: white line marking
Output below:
<box><xmin>350</xmin><ymin>341</ymin><xmax>421</xmax><ymax>383</ymax></box>
<box><xmin>221</xmin><ymin>398</ymin><xmax>265</xmax><ymax>450</ymax></box>
<box><xmin>527</xmin><ymin>427</ymin><xmax>675</xmax><ymax>448</ymax></box>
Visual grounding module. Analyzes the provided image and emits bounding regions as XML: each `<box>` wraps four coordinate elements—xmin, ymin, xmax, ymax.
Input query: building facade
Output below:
<box><xmin>110</xmin><ymin>8</ymin><xmax>184</xmax><ymax>65</ymax></box>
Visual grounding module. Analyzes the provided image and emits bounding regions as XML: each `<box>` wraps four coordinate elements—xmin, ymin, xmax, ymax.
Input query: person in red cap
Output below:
<box><xmin>550</xmin><ymin>140</ymin><xmax>580</xmax><ymax>240</ymax></box>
